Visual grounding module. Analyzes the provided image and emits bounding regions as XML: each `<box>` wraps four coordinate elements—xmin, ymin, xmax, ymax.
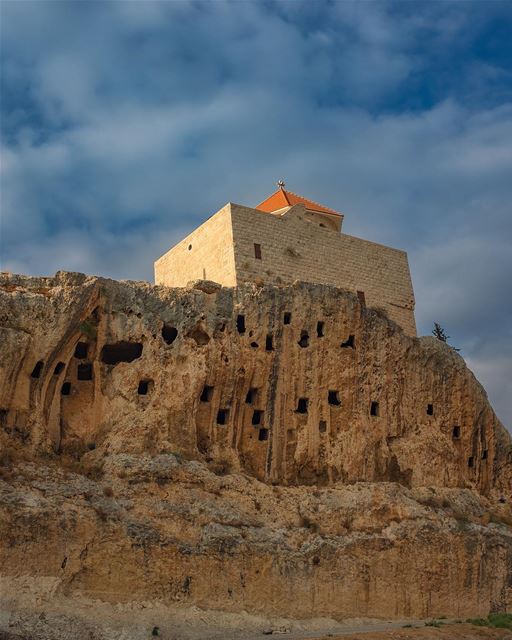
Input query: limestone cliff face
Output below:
<box><xmin>0</xmin><ymin>271</ymin><xmax>511</xmax><ymax>622</ymax></box>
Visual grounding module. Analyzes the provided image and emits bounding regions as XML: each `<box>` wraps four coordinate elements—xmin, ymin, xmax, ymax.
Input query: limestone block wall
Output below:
<box><xmin>154</xmin><ymin>205</ymin><xmax>236</xmax><ymax>287</ymax></box>
<box><xmin>230</xmin><ymin>204</ymin><xmax>417</xmax><ymax>336</ymax></box>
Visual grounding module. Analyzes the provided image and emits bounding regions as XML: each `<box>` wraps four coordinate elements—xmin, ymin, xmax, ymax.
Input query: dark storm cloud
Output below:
<box><xmin>1</xmin><ymin>0</ymin><xmax>511</xmax><ymax>427</ymax></box>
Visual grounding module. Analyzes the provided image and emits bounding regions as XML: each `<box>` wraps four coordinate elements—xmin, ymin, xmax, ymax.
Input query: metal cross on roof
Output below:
<box><xmin>277</xmin><ymin>179</ymin><xmax>285</xmax><ymax>189</ymax></box>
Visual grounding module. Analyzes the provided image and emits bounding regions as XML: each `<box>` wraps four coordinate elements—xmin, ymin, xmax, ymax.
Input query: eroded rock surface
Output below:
<box><xmin>0</xmin><ymin>271</ymin><xmax>511</xmax><ymax>630</ymax></box>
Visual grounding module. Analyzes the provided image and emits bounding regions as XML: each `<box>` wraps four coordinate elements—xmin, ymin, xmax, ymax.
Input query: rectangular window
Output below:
<box><xmin>77</xmin><ymin>363</ymin><xmax>93</xmax><ymax>381</ymax></box>
<box><xmin>258</xmin><ymin>428</ymin><xmax>269</xmax><ymax>441</ymax></box>
<box><xmin>245</xmin><ymin>388</ymin><xmax>258</xmax><ymax>404</ymax></box>
<box><xmin>254</xmin><ymin>243</ymin><xmax>262</xmax><ymax>259</ymax></box>
<box><xmin>217</xmin><ymin>409</ymin><xmax>229</xmax><ymax>425</ymax></box>
<box><xmin>296</xmin><ymin>398</ymin><xmax>308</xmax><ymax>414</ymax></box>
<box><xmin>252</xmin><ymin>410</ymin><xmax>263</xmax><ymax>425</ymax></box>
<box><xmin>200</xmin><ymin>385</ymin><xmax>214</xmax><ymax>402</ymax></box>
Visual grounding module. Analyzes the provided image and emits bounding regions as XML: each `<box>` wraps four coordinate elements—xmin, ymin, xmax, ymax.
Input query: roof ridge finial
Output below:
<box><xmin>277</xmin><ymin>179</ymin><xmax>285</xmax><ymax>189</ymax></box>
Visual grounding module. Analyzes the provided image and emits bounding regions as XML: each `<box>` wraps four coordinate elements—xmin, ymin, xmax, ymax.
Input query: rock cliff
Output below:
<box><xmin>0</xmin><ymin>271</ymin><xmax>511</xmax><ymax>630</ymax></box>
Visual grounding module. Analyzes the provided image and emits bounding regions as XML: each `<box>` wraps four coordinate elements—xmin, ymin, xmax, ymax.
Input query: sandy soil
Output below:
<box><xmin>309</xmin><ymin>623</ymin><xmax>511</xmax><ymax>639</ymax></box>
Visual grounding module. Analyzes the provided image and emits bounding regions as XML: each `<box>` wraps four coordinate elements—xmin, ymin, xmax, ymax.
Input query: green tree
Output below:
<box><xmin>432</xmin><ymin>322</ymin><xmax>460</xmax><ymax>351</ymax></box>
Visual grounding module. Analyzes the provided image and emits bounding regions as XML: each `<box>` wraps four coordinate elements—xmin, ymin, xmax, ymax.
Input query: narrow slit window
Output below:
<box><xmin>61</xmin><ymin>382</ymin><xmax>71</xmax><ymax>396</ymax></box>
<box><xmin>252</xmin><ymin>410</ymin><xmax>263</xmax><ymax>426</ymax></box>
<box><xmin>298</xmin><ymin>331</ymin><xmax>309</xmax><ymax>348</ymax></box>
<box><xmin>319</xmin><ymin>420</ymin><xmax>327</xmax><ymax>433</ymax></box>
<box><xmin>200</xmin><ymin>385</ymin><xmax>214</xmax><ymax>402</ymax></box>
<box><xmin>283</xmin><ymin>312</ymin><xmax>291</xmax><ymax>325</ymax></box>
<box><xmin>370</xmin><ymin>401</ymin><xmax>379</xmax><ymax>417</ymax></box>
<box><xmin>328</xmin><ymin>390</ymin><xmax>341</xmax><ymax>406</ymax></box>
<box><xmin>54</xmin><ymin>362</ymin><xmax>65</xmax><ymax>375</ymax></box>
<box><xmin>258</xmin><ymin>428</ymin><xmax>269</xmax><ymax>441</ymax></box>
<box><xmin>316</xmin><ymin>321</ymin><xmax>324</xmax><ymax>337</ymax></box>
<box><xmin>77</xmin><ymin>363</ymin><xmax>93</xmax><ymax>381</ymax></box>
<box><xmin>427</xmin><ymin>404</ymin><xmax>434</xmax><ymax>416</ymax></box>
<box><xmin>245</xmin><ymin>388</ymin><xmax>257</xmax><ymax>404</ymax></box>
<box><xmin>452</xmin><ymin>425</ymin><xmax>461</xmax><ymax>439</ymax></box>
<box><xmin>31</xmin><ymin>361</ymin><xmax>44</xmax><ymax>379</ymax></box>
<box><xmin>265</xmin><ymin>334</ymin><xmax>274</xmax><ymax>351</ymax></box>
<box><xmin>217</xmin><ymin>409</ymin><xmax>229</xmax><ymax>425</ymax></box>
<box><xmin>357</xmin><ymin>290</ymin><xmax>366</xmax><ymax>307</ymax></box>
<box><xmin>468</xmin><ymin>456</ymin><xmax>474</xmax><ymax>468</ymax></box>
<box><xmin>74</xmin><ymin>342</ymin><xmax>89</xmax><ymax>359</ymax></box>
<box><xmin>254</xmin><ymin>243</ymin><xmax>262</xmax><ymax>260</ymax></box>
<box><xmin>481</xmin><ymin>449</ymin><xmax>488</xmax><ymax>460</ymax></box>
<box><xmin>296</xmin><ymin>398</ymin><xmax>308</xmax><ymax>414</ymax></box>
<box><xmin>236</xmin><ymin>315</ymin><xmax>246</xmax><ymax>334</ymax></box>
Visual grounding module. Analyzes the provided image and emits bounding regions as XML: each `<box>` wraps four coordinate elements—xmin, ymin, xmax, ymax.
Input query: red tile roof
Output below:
<box><xmin>255</xmin><ymin>187</ymin><xmax>341</xmax><ymax>217</ymax></box>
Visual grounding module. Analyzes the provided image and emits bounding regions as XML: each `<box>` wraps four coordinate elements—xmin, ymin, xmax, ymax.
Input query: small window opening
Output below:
<box><xmin>258</xmin><ymin>428</ymin><xmax>269</xmax><ymax>441</ymax></box>
<box><xmin>252</xmin><ymin>410</ymin><xmax>263</xmax><ymax>426</ymax></box>
<box><xmin>188</xmin><ymin>244</ymin><xmax>192</xmax><ymax>251</ymax></box>
<box><xmin>74</xmin><ymin>342</ymin><xmax>89</xmax><ymax>359</ymax></box>
<box><xmin>162</xmin><ymin>325</ymin><xmax>178</xmax><ymax>345</ymax></box>
<box><xmin>61</xmin><ymin>382</ymin><xmax>71</xmax><ymax>396</ymax></box>
<box><xmin>265</xmin><ymin>334</ymin><xmax>273</xmax><ymax>351</ymax></box>
<box><xmin>283</xmin><ymin>312</ymin><xmax>291</xmax><ymax>325</ymax></box>
<box><xmin>328</xmin><ymin>390</ymin><xmax>341</xmax><ymax>406</ymax></box>
<box><xmin>200</xmin><ymin>385</ymin><xmax>214</xmax><ymax>402</ymax></box>
<box><xmin>296</xmin><ymin>398</ymin><xmax>308</xmax><ymax>414</ymax></box>
<box><xmin>468</xmin><ymin>456</ymin><xmax>474</xmax><ymax>468</ymax></box>
<box><xmin>341</xmin><ymin>335</ymin><xmax>355</xmax><ymax>349</ymax></box>
<box><xmin>31</xmin><ymin>361</ymin><xmax>44</xmax><ymax>379</ymax></box>
<box><xmin>254</xmin><ymin>243</ymin><xmax>262</xmax><ymax>260</ymax></box>
<box><xmin>245</xmin><ymin>388</ymin><xmax>257</xmax><ymax>404</ymax></box>
<box><xmin>298</xmin><ymin>331</ymin><xmax>309</xmax><ymax>348</ymax></box>
<box><xmin>481</xmin><ymin>449</ymin><xmax>488</xmax><ymax>460</ymax></box>
<box><xmin>319</xmin><ymin>223</ymin><xmax>326</xmax><ymax>228</ymax></box>
<box><xmin>54</xmin><ymin>362</ymin><xmax>65</xmax><ymax>375</ymax></box>
<box><xmin>250</xmin><ymin>341</ymin><xmax>259</xmax><ymax>348</ymax></box>
<box><xmin>370</xmin><ymin>401</ymin><xmax>379</xmax><ymax>417</ymax></box>
<box><xmin>101</xmin><ymin>342</ymin><xmax>143</xmax><ymax>364</ymax></box>
<box><xmin>319</xmin><ymin>420</ymin><xmax>327</xmax><ymax>433</ymax></box>
<box><xmin>357</xmin><ymin>290</ymin><xmax>366</xmax><ymax>307</ymax></box>
<box><xmin>427</xmin><ymin>404</ymin><xmax>434</xmax><ymax>416</ymax></box>
<box><xmin>236</xmin><ymin>315</ymin><xmax>246</xmax><ymax>334</ymax></box>
<box><xmin>77</xmin><ymin>363</ymin><xmax>93</xmax><ymax>380</ymax></box>
<box><xmin>452</xmin><ymin>425</ymin><xmax>461</xmax><ymax>439</ymax></box>
<box><xmin>217</xmin><ymin>409</ymin><xmax>229</xmax><ymax>425</ymax></box>
<box><xmin>316</xmin><ymin>321</ymin><xmax>324</xmax><ymax>337</ymax></box>
<box><xmin>138</xmin><ymin>380</ymin><xmax>151</xmax><ymax>395</ymax></box>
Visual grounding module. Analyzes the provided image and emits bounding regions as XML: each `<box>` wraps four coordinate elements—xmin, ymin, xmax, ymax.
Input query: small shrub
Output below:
<box><xmin>466</xmin><ymin>613</ymin><xmax>512</xmax><ymax>629</ymax></box>
<box><xmin>79</xmin><ymin>320</ymin><xmax>97</xmax><ymax>339</ymax></box>
<box><xmin>425</xmin><ymin>620</ymin><xmax>442</xmax><ymax>627</ymax></box>
<box><xmin>285</xmin><ymin>246</ymin><xmax>300</xmax><ymax>258</ymax></box>
<box><xmin>103</xmin><ymin>486</ymin><xmax>114</xmax><ymax>497</ymax></box>
<box><xmin>300</xmin><ymin>515</ymin><xmax>318</xmax><ymax>533</ymax></box>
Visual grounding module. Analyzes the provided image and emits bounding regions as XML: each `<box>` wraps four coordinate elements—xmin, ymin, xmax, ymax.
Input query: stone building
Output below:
<box><xmin>155</xmin><ymin>185</ymin><xmax>416</xmax><ymax>335</ymax></box>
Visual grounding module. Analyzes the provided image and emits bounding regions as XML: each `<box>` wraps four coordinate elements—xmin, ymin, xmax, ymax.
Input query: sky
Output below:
<box><xmin>1</xmin><ymin>0</ymin><xmax>511</xmax><ymax>429</ymax></box>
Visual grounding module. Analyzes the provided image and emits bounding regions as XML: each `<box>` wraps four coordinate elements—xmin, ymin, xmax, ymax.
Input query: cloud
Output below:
<box><xmin>1</xmin><ymin>0</ymin><xmax>511</xmax><ymax>428</ymax></box>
